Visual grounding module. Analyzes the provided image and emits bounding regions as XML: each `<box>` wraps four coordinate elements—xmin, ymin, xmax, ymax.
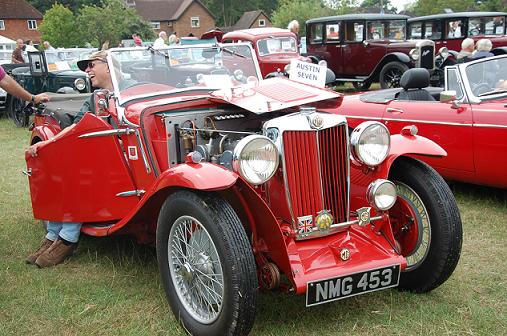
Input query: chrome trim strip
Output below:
<box><xmin>116</xmin><ymin>190</ymin><xmax>146</xmax><ymax>197</ymax></box>
<box><xmin>344</xmin><ymin>115</ymin><xmax>474</xmax><ymax>127</ymax></box>
<box><xmin>79</xmin><ymin>128</ymin><xmax>135</xmax><ymax>138</ymax></box>
<box><xmin>474</xmin><ymin>123</ymin><xmax>507</xmax><ymax>129</ymax></box>
<box><xmin>326</xmin><ymin>215</ymin><xmax>383</xmax><ymax>231</ymax></box>
<box><xmin>134</xmin><ymin>129</ymin><xmax>151</xmax><ymax>174</ymax></box>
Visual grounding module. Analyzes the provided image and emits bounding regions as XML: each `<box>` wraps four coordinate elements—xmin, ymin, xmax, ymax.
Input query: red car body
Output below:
<box><xmin>334</xmin><ymin>55</ymin><xmax>507</xmax><ymax>188</ymax></box>
<box><xmin>222</xmin><ymin>28</ymin><xmax>309</xmax><ymax>77</ymax></box>
<box><xmin>408</xmin><ymin>12</ymin><xmax>507</xmax><ymax>54</ymax></box>
<box><xmin>24</xmin><ymin>45</ymin><xmax>462</xmax><ymax>335</ymax></box>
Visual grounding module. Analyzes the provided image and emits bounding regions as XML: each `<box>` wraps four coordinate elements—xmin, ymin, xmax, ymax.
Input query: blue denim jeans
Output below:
<box><xmin>46</xmin><ymin>221</ymin><xmax>82</xmax><ymax>243</ymax></box>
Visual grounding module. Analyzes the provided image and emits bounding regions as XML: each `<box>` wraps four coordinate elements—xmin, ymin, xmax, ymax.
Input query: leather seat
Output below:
<box><xmin>396</xmin><ymin>68</ymin><xmax>435</xmax><ymax>101</ymax></box>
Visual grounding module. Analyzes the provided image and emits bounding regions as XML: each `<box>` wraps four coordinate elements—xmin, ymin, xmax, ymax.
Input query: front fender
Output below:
<box><xmin>383</xmin><ymin>133</ymin><xmax>446</xmax><ymax>174</ymax></box>
<box><xmin>97</xmin><ymin>163</ymin><xmax>239</xmax><ymax>237</ymax></box>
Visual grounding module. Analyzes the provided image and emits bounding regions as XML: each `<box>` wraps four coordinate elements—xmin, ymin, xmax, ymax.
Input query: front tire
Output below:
<box><xmin>389</xmin><ymin>158</ymin><xmax>462</xmax><ymax>293</ymax></box>
<box><xmin>156</xmin><ymin>191</ymin><xmax>257</xmax><ymax>336</ymax></box>
<box><xmin>379</xmin><ymin>62</ymin><xmax>409</xmax><ymax>89</ymax></box>
<box><xmin>9</xmin><ymin>96</ymin><xmax>29</xmax><ymax>127</ymax></box>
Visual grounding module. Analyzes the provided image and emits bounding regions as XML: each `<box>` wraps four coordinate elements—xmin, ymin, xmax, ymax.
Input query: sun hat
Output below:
<box><xmin>77</xmin><ymin>50</ymin><xmax>108</xmax><ymax>72</ymax></box>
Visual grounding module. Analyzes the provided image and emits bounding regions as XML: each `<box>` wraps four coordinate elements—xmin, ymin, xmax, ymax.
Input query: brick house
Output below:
<box><xmin>129</xmin><ymin>0</ymin><xmax>216</xmax><ymax>38</ymax></box>
<box><xmin>232</xmin><ymin>10</ymin><xmax>272</xmax><ymax>30</ymax></box>
<box><xmin>0</xmin><ymin>0</ymin><xmax>43</xmax><ymax>43</ymax></box>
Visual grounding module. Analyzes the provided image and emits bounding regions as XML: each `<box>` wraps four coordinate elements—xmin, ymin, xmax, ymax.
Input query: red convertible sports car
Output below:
<box><xmin>335</xmin><ymin>55</ymin><xmax>507</xmax><ymax>188</ymax></box>
<box><xmin>25</xmin><ymin>43</ymin><xmax>462</xmax><ymax>335</ymax></box>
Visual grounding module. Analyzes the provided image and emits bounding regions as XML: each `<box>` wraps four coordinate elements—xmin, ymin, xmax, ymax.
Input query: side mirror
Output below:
<box><xmin>440</xmin><ymin>90</ymin><xmax>460</xmax><ymax>109</ymax></box>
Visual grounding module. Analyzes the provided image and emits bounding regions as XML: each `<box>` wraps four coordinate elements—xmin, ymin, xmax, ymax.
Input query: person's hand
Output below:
<box><xmin>34</xmin><ymin>93</ymin><xmax>50</xmax><ymax>105</ymax></box>
<box><xmin>26</xmin><ymin>139</ymin><xmax>50</xmax><ymax>157</ymax></box>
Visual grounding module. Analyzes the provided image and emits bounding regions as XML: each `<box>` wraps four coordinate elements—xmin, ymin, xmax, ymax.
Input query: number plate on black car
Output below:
<box><xmin>306</xmin><ymin>265</ymin><xmax>401</xmax><ymax>306</ymax></box>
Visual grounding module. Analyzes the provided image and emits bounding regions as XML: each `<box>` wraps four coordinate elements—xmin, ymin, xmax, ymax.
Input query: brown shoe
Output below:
<box><xmin>26</xmin><ymin>238</ymin><xmax>54</xmax><ymax>265</ymax></box>
<box><xmin>35</xmin><ymin>239</ymin><xmax>76</xmax><ymax>268</ymax></box>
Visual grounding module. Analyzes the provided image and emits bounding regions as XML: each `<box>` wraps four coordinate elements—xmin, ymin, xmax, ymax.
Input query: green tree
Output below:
<box><xmin>359</xmin><ymin>0</ymin><xmax>398</xmax><ymax>13</ymax></box>
<box><xmin>408</xmin><ymin>0</ymin><xmax>477</xmax><ymax>16</ymax></box>
<box><xmin>76</xmin><ymin>0</ymin><xmax>154</xmax><ymax>48</ymax></box>
<box><xmin>271</xmin><ymin>0</ymin><xmax>334</xmax><ymax>35</ymax></box>
<box><xmin>39</xmin><ymin>4</ymin><xmax>83</xmax><ymax>47</ymax></box>
<box><xmin>28</xmin><ymin>0</ymin><xmax>103</xmax><ymax>13</ymax></box>
<box><xmin>478</xmin><ymin>0</ymin><xmax>507</xmax><ymax>11</ymax></box>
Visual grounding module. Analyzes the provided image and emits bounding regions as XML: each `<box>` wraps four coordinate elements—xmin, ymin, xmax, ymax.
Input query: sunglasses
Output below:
<box><xmin>86</xmin><ymin>60</ymin><xmax>106</xmax><ymax>69</ymax></box>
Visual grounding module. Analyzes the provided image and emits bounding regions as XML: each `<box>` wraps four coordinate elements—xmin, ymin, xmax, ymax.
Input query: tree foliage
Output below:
<box><xmin>359</xmin><ymin>0</ymin><xmax>398</xmax><ymax>13</ymax></box>
<box><xmin>39</xmin><ymin>4</ymin><xmax>83</xmax><ymax>47</ymax></box>
<box><xmin>271</xmin><ymin>0</ymin><xmax>334</xmax><ymax>35</ymax></box>
<box><xmin>407</xmin><ymin>0</ymin><xmax>478</xmax><ymax>16</ymax></box>
<box><xmin>37</xmin><ymin>0</ymin><xmax>154</xmax><ymax>48</ymax></box>
<box><xmin>28</xmin><ymin>0</ymin><xmax>103</xmax><ymax>14</ymax></box>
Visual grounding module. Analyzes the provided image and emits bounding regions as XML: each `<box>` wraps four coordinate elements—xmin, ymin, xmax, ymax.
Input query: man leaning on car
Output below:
<box><xmin>25</xmin><ymin>50</ymin><xmax>114</xmax><ymax>268</ymax></box>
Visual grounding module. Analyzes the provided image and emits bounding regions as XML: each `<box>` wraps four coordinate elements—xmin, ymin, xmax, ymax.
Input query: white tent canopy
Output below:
<box><xmin>0</xmin><ymin>34</ymin><xmax>16</xmax><ymax>50</ymax></box>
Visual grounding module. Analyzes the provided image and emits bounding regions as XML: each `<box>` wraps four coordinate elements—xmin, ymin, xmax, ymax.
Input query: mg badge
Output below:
<box><xmin>297</xmin><ymin>215</ymin><xmax>313</xmax><ymax>235</ymax></box>
<box><xmin>315</xmin><ymin>210</ymin><xmax>333</xmax><ymax>231</ymax></box>
<box><xmin>309</xmin><ymin>114</ymin><xmax>324</xmax><ymax>129</ymax></box>
<box><xmin>357</xmin><ymin>207</ymin><xmax>372</xmax><ymax>226</ymax></box>
<box><xmin>340</xmin><ymin>248</ymin><xmax>350</xmax><ymax>261</ymax></box>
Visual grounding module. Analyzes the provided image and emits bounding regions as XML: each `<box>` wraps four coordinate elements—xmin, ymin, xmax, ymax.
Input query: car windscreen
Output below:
<box><xmin>109</xmin><ymin>44</ymin><xmax>262</xmax><ymax>103</ymax></box>
<box><xmin>256</xmin><ymin>37</ymin><xmax>297</xmax><ymax>56</ymax></box>
<box><xmin>465</xmin><ymin>57</ymin><xmax>507</xmax><ymax>98</ymax></box>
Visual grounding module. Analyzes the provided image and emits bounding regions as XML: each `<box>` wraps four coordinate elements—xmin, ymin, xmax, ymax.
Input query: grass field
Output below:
<box><xmin>0</xmin><ymin>116</ymin><xmax>506</xmax><ymax>336</ymax></box>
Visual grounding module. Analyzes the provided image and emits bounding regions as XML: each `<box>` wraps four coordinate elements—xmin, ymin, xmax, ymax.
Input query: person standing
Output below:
<box><xmin>11</xmin><ymin>39</ymin><xmax>25</xmax><ymax>63</ymax></box>
<box><xmin>457</xmin><ymin>38</ymin><xmax>475</xmax><ymax>62</ymax></box>
<box><xmin>472</xmin><ymin>39</ymin><xmax>494</xmax><ymax>60</ymax></box>
<box><xmin>25</xmin><ymin>50</ymin><xmax>114</xmax><ymax>268</ymax></box>
<box><xmin>25</xmin><ymin>40</ymin><xmax>38</xmax><ymax>52</ymax></box>
<box><xmin>43</xmin><ymin>41</ymin><xmax>55</xmax><ymax>50</ymax></box>
<box><xmin>153</xmin><ymin>31</ymin><xmax>168</xmax><ymax>48</ymax></box>
<box><xmin>168</xmin><ymin>32</ymin><xmax>178</xmax><ymax>45</ymax></box>
<box><xmin>0</xmin><ymin>65</ymin><xmax>49</xmax><ymax>104</ymax></box>
<box><xmin>288</xmin><ymin>20</ymin><xmax>300</xmax><ymax>46</ymax></box>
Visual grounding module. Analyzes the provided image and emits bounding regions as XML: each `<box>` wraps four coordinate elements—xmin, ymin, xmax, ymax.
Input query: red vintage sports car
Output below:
<box><xmin>25</xmin><ymin>43</ymin><xmax>462</xmax><ymax>335</ymax></box>
<box><xmin>222</xmin><ymin>28</ymin><xmax>310</xmax><ymax>78</ymax></box>
<box><xmin>334</xmin><ymin>55</ymin><xmax>507</xmax><ymax>189</ymax></box>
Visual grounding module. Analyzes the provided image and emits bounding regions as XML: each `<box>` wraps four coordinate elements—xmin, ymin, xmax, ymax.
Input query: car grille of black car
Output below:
<box><xmin>420</xmin><ymin>45</ymin><xmax>434</xmax><ymax>69</ymax></box>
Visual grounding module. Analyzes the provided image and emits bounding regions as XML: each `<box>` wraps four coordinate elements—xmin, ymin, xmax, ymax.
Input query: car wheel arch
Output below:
<box><xmin>369</xmin><ymin>52</ymin><xmax>412</xmax><ymax>82</ymax></box>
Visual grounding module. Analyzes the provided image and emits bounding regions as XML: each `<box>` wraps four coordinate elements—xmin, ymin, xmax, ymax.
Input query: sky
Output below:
<box><xmin>389</xmin><ymin>0</ymin><xmax>415</xmax><ymax>11</ymax></box>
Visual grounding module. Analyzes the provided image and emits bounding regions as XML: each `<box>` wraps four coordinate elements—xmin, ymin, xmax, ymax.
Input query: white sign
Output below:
<box><xmin>289</xmin><ymin>59</ymin><xmax>326</xmax><ymax>88</ymax></box>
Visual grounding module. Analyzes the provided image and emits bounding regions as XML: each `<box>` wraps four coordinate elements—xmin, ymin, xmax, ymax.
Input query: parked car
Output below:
<box><xmin>408</xmin><ymin>12</ymin><xmax>507</xmax><ymax>54</ymax></box>
<box><xmin>222</xmin><ymin>28</ymin><xmax>310</xmax><ymax>78</ymax></box>
<box><xmin>25</xmin><ymin>44</ymin><xmax>462</xmax><ymax>335</ymax></box>
<box><xmin>7</xmin><ymin>48</ymin><xmax>96</xmax><ymax>127</ymax></box>
<box><xmin>305</xmin><ymin>14</ymin><xmax>436</xmax><ymax>90</ymax></box>
<box><xmin>334</xmin><ymin>55</ymin><xmax>507</xmax><ymax>188</ymax></box>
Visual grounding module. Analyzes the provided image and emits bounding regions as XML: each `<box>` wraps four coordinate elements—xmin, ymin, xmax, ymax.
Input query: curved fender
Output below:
<box><xmin>31</xmin><ymin>125</ymin><xmax>59</xmax><ymax>144</ymax></box>
<box><xmin>382</xmin><ymin>133</ymin><xmax>447</xmax><ymax>174</ymax></box>
<box><xmin>101</xmin><ymin>163</ymin><xmax>238</xmax><ymax>236</ymax></box>
<box><xmin>152</xmin><ymin>162</ymin><xmax>238</xmax><ymax>191</ymax></box>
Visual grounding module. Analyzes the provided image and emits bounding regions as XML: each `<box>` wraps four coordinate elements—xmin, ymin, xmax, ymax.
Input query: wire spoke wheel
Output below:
<box><xmin>169</xmin><ymin>215</ymin><xmax>224</xmax><ymax>324</ymax></box>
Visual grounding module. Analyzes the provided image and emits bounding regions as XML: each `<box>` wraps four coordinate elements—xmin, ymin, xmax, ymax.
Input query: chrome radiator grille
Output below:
<box><xmin>282</xmin><ymin>124</ymin><xmax>349</xmax><ymax>233</ymax></box>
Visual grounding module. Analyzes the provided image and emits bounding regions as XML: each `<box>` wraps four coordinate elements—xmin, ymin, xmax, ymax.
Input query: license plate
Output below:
<box><xmin>306</xmin><ymin>264</ymin><xmax>400</xmax><ymax>306</ymax></box>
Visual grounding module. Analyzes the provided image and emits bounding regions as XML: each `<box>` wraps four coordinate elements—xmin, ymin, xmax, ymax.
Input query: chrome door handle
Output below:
<box><xmin>22</xmin><ymin>168</ymin><xmax>32</xmax><ymax>176</ymax></box>
<box><xmin>386</xmin><ymin>108</ymin><xmax>404</xmax><ymax>114</ymax></box>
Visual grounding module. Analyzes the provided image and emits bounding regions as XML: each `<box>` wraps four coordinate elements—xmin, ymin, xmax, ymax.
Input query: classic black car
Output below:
<box><xmin>6</xmin><ymin>48</ymin><xmax>95</xmax><ymax>126</ymax></box>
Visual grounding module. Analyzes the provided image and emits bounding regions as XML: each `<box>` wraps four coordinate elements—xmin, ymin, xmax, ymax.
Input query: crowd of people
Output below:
<box><xmin>457</xmin><ymin>38</ymin><xmax>495</xmax><ymax>62</ymax></box>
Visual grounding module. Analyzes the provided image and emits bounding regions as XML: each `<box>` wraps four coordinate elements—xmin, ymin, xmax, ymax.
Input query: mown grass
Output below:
<box><xmin>0</xmin><ymin>117</ymin><xmax>506</xmax><ymax>336</ymax></box>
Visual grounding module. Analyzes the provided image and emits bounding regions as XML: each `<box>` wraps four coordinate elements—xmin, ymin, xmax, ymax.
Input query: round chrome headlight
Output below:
<box><xmin>233</xmin><ymin>135</ymin><xmax>279</xmax><ymax>185</ymax></box>
<box><xmin>409</xmin><ymin>48</ymin><xmax>419</xmax><ymax>61</ymax></box>
<box><xmin>351</xmin><ymin>121</ymin><xmax>390</xmax><ymax>166</ymax></box>
<box><xmin>74</xmin><ymin>78</ymin><xmax>86</xmax><ymax>91</ymax></box>
<box><xmin>367</xmin><ymin>179</ymin><xmax>397</xmax><ymax>211</ymax></box>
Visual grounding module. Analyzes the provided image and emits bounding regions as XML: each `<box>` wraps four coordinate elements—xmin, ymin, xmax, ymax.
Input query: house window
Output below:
<box><xmin>0</xmin><ymin>20</ymin><xmax>5</xmax><ymax>30</ymax></box>
<box><xmin>191</xmin><ymin>17</ymin><xmax>200</xmax><ymax>28</ymax></box>
<box><xmin>151</xmin><ymin>22</ymin><xmax>160</xmax><ymax>29</ymax></box>
<box><xmin>259</xmin><ymin>19</ymin><xmax>265</xmax><ymax>27</ymax></box>
<box><xmin>27</xmin><ymin>20</ymin><xmax>37</xmax><ymax>30</ymax></box>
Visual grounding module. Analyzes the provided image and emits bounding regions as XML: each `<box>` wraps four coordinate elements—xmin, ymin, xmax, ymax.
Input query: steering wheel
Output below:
<box><xmin>472</xmin><ymin>83</ymin><xmax>491</xmax><ymax>96</ymax></box>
